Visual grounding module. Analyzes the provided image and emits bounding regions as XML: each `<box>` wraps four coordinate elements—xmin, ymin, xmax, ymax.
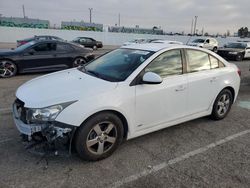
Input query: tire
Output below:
<box><xmin>93</xmin><ymin>45</ymin><xmax>97</xmax><ymax>50</ymax></box>
<box><xmin>236</xmin><ymin>53</ymin><xmax>243</xmax><ymax>61</ymax></box>
<box><xmin>0</xmin><ymin>60</ymin><xmax>17</xmax><ymax>78</ymax></box>
<box><xmin>75</xmin><ymin>112</ymin><xmax>124</xmax><ymax>161</ymax></box>
<box><xmin>212</xmin><ymin>47</ymin><xmax>218</xmax><ymax>53</ymax></box>
<box><xmin>73</xmin><ymin>57</ymin><xmax>86</xmax><ymax>67</ymax></box>
<box><xmin>210</xmin><ymin>89</ymin><xmax>233</xmax><ymax>120</ymax></box>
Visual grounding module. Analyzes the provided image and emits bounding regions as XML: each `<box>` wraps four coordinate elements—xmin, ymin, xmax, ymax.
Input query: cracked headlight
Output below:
<box><xmin>26</xmin><ymin>101</ymin><xmax>76</xmax><ymax>123</ymax></box>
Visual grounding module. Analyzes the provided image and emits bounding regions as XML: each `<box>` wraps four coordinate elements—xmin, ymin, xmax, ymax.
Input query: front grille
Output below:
<box><xmin>15</xmin><ymin>98</ymin><xmax>27</xmax><ymax>123</ymax></box>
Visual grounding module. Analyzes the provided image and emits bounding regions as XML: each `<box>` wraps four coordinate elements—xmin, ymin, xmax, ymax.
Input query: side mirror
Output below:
<box><xmin>142</xmin><ymin>72</ymin><xmax>163</xmax><ymax>84</ymax></box>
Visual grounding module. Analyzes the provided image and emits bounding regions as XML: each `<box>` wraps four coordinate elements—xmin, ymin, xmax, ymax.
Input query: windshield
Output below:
<box><xmin>225</xmin><ymin>43</ymin><xmax>247</xmax><ymax>49</ymax></box>
<box><xmin>192</xmin><ymin>39</ymin><xmax>205</xmax><ymax>43</ymax></box>
<box><xmin>15</xmin><ymin>41</ymin><xmax>36</xmax><ymax>51</ymax></box>
<box><xmin>81</xmin><ymin>48</ymin><xmax>154</xmax><ymax>82</ymax></box>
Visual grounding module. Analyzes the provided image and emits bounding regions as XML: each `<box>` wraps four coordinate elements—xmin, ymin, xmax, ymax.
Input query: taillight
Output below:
<box><xmin>237</xmin><ymin>68</ymin><xmax>241</xmax><ymax>76</ymax></box>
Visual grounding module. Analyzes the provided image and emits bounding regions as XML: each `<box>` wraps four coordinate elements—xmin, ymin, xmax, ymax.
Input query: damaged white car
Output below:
<box><xmin>13</xmin><ymin>43</ymin><xmax>240</xmax><ymax>161</ymax></box>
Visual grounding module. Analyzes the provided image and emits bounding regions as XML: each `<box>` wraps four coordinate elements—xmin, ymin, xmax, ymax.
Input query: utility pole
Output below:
<box><xmin>89</xmin><ymin>8</ymin><xmax>93</xmax><ymax>23</ymax></box>
<box><xmin>190</xmin><ymin>18</ymin><xmax>194</xmax><ymax>35</ymax></box>
<box><xmin>118</xmin><ymin>13</ymin><xmax>120</xmax><ymax>27</ymax></box>
<box><xmin>22</xmin><ymin>4</ymin><xmax>26</xmax><ymax>18</ymax></box>
<box><xmin>193</xmin><ymin>16</ymin><xmax>198</xmax><ymax>35</ymax></box>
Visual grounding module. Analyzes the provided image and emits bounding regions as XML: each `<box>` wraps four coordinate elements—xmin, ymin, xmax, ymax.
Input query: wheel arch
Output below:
<box><xmin>77</xmin><ymin>110</ymin><xmax>129</xmax><ymax>139</ymax></box>
<box><xmin>223</xmin><ymin>86</ymin><xmax>235</xmax><ymax>102</ymax></box>
<box><xmin>0</xmin><ymin>58</ymin><xmax>19</xmax><ymax>73</ymax></box>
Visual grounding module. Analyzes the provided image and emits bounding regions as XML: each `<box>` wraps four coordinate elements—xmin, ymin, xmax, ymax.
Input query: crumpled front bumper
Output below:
<box><xmin>12</xmin><ymin>101</ymin><xmax>76</xmax><ymax>156</ymax></box>
<box><xmin>13</xmin><ymin>103</ymin><xmax>46</xmax><ymax>136</ymax></box>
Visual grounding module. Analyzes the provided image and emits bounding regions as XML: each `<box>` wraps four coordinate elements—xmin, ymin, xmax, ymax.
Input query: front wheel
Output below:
<box><xmin>211</xmin><ymin>89</ymin><xmax>233</xmax><ymax>120</ymax></box>
<box><xmin>0</xmin><ymin>60</ymin><xmax>17</xmax><ymax>78</ymax></box>
<box><xmin>75</xmin><ymin>112</ymin><xmax>124</xmax><ymax>161</ymax></box>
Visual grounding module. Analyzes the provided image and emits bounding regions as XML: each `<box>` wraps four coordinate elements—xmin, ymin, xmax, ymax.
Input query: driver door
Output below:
<box><xmin>134</xmin><ymin>49</ymin><xmax>188</xmax><ymax>131</ymax></box>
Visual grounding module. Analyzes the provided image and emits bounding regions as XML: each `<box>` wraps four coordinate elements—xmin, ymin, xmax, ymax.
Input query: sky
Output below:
<box><xmin>0</xmin><ymin>0</ymin><xmax>249</xmax><ymax>34</ymax></box>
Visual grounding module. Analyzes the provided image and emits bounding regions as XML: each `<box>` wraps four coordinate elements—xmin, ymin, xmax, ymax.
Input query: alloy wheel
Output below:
<box><xmin>0</xmin><ymin>60</ymin><xmax>17</xmax><ymax>78</ymax></box>
<box><xmin>86</xmin><ymin>121</ymin><xmax>117</xmax><ymax>155</ymax></box>
<box><xmin>73</xmin><ymin>58</ymin><xmax>86</xmax><ymax>67</ymax></box>
<box><xmin>216</xmin><ymin>93</ymin><xmax>230</xmax><ymax>116</ymax></box>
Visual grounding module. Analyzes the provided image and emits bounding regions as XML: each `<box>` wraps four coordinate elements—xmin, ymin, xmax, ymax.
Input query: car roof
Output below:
<box><xmin>121</xmin><ymin>43</ymin><xmax>184</xmax><ymax>52</ymax></box>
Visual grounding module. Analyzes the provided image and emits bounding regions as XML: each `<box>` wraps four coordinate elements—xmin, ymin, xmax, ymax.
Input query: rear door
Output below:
<box><xmin>185</xmin><ymin>49</ymin><xmax>221</xmax><ymax>115</ymax></box>
<box><xmin>135</xmin><ymin>49</ymin><xmax>188</xmax><ymax>131</ymax></box>
<box><xmin>53</xmin><ymin>42</ymin><xmax>75</xmax><ymax>69</ymax></box>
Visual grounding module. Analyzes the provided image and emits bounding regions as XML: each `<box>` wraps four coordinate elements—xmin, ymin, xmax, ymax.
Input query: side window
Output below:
<box><xmin>33</xmin><ymin>43</ymin><xmax>56</xmax><ymax>52</ymax></box>
<box><xmin>79</xmin><ymin>38</ymin><xmax>86</xmax><ymax>43</ymax></box>
<box><xmin>145</xmin><ymin>50</ymin><xmax>183</xmax><ymax>78</ymax></box>
<box><xmin>86</xmin><ymin>38</ymin><xmax>93</xmax><ymax>43</ymax></box>
<box><xmin>56</xmin><ymin>43</ymin><xmax>73</xmax><ymax>52</ymax></box>
<box><xmin>209</xmin><ymin>55</ymin><xmax>219</xmax><ymax>69</ymax></box>
<box><xmin>206</xmin><ymin>39</ymin><xmax>210</xmax><ymax>43</ymax></box>
<box><xmin>186</xmin><ymin>50</ymin><xmax>210</xmax><ymax>72</ymax></box>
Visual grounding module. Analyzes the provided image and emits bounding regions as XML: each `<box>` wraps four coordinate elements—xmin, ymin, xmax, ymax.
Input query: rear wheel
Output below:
<box><xmin>0</xmin><ymin>60</ymin><xmax>17</xmax><ymax>78</ymax></box>
<box><xmin>75</xmin><ymin>112</ymin><xmax>124</xmax><ymax>161</ymax></box>
<box><xmin>236</xmin><ymin>53</ymin><xmax>243</xmax><ymax>61</ymax></box>
<box><xmin>73</xmin><ymin>57</ymin><xmax>86</xmax><ymax>67</ymax></box>
<box><xmin>212</xmin><ymin>47</ymin><xmax>218</xmax><ymax>53</ymax></box>
<box><xmin>211</xmin><ymin>89</ymin><xmax>233</xmax><ymax>120</ymax></box>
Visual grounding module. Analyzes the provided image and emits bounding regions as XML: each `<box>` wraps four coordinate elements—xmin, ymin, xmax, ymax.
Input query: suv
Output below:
<box><xmin>188</xmin><ymin>38</ymin><xmax>219</xmax><ymax>52</ymax></box>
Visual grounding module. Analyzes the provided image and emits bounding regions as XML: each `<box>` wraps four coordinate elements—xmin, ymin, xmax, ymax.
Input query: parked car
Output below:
<box><xmin>0</xmin><ymin>40</ymin><xmax>94</xmax><ymax>78</ymax></box>
<box><xmin>150</xmin><ymin>40</ymin><xmax>183</xmax><ymax>45</ymax></box>
<box><xmin>13</xmin><ymin>43</ymin><xmax>240</xmax><ymax>161</ymax></box>
<box><xmin>217</xmin><ymin>42</ymin><xmax>250</xmax><ymax>61</ymax></box>
<box><xmin>122</xmin><ymin>38</ymin><xmax>147</xmax><ymax>46</ymax></box>
<box><xmin>188</xmin><ymin>38</ymin><xmax>219</xmax><ymax>52</ymax></box>
<box><xmin>17</xmin><ymin>35</ymin><xmax>64</xmax><ymax>47</ymax></box>
<box><xmin>72</xmin><ymin>37</ymin><xmax>103</xmax><ymax>50</ymax></box>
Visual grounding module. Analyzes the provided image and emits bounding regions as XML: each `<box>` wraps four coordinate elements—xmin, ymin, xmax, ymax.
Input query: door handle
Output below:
<box><xmin>175</xmin><ymin>85</ymin><xmax>186</xmax><ymax>92</ymax></box>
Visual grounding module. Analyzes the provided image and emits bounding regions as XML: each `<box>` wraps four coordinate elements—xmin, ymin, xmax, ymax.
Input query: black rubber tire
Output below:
<box><xmin>236</xmin><ymin>53</ymin><xmax>243</xmax><ymax>61</ymax></box>
<box><xmin>75</xmin><ymin>112</ymin><xmax>124</xmax><ymax>161</ymax></box>
<box><xmin>212</xmin><ymin>47</ymin><xmax>218</xmax><ymax>53</ymax></box>
<box><xmin>0</xmin><ymin>60</ymin><xmax>17</xmax><ymax>78</ymax></box>
<box><xmin>93</xmin><ymin>45</ymin><xmax>97</xmax><ymax>50</ymax></box>
<box><xmin>72</xmin><ymin>57</ymin><xmax>86</xmax><ymax>67</ymax></box>
<box><xmin>210</xmin><ymin>89</ymin><xmax>233</xmax><ymax>120</ymax></box>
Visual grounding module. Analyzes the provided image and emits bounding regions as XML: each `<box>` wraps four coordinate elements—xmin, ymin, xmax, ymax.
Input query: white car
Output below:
<box><xmin>150</xmin><ymin>40</ymin><xmax>183</xmax><ymax>45</ymax></box>
<box><xmin>122</xmin><ymin>38</ymin><xmax>146</xmax><ymax>46</ymax></box>
<box><xmin>188</xmin><ymin>38</ymin><xmax>219</xmax><ymax>52</ymax></box>
<box><xmin>13</xmin><ymin>43</ymin><xmax>240</xmax><ymax>161</ymax></box>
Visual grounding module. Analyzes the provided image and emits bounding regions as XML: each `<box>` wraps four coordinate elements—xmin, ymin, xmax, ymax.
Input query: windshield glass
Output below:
<box><xmin>15</xmin><ymin>41</ymin><xmax>36</xmax><ymax>51</ymax></box>
<box><xmin>193</xmin><ymin>39</ymin><xmax>205</xmax><ymax>43</ymax></box>
<box><xmin>81</xmin><ymin>48</ymin><xmax>154</xmax><ymax>82</ymax></box>
<box><xmin>225</xmin><ymin>43</ymin><xmax>247</xmax><ymax>49</ymax></box>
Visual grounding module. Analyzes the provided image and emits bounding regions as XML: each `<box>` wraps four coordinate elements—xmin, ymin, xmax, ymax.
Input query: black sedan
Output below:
<box><xmin>217</xmin><ymin>42</ymin><xmax>250</xmax><ymax>61</ymax></box>
<box><xmin>0</xmin><ymin>40</ymin><xmax>94</xmax><ymax>78</ymax></box>
<box><xmin>72</xmin><ymin>37</ymin><xmax>103</xmax><ymax>50</ymax></box>
<box><xmin>17</xmin><ymin>35</ymin><xmax>64</xmax><ymax>47</ymax></box>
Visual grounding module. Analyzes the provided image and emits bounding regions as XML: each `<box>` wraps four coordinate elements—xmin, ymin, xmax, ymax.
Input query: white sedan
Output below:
<box><xmin>13</xmin><ymin>43</ymin><xmax>240</xmax><ymax>161</ymax></box>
